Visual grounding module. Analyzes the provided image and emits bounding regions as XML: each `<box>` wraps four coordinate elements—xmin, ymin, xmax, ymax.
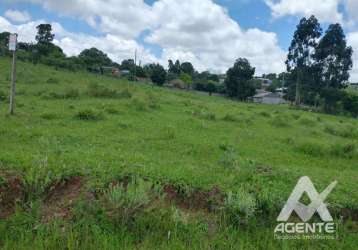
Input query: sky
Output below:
<box><xmin>1</xmin><ymin>0</ymin><xmax>358</xmax><ymax>81</ymax></box>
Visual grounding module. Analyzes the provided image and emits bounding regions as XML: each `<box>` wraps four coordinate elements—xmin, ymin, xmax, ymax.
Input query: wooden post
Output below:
<box><xmin>9</xmin><ymin>36</ymin><xmax>17</xmax><ymax>115</ymax></box>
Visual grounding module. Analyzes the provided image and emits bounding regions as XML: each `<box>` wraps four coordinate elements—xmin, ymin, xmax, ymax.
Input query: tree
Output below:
<box><xmin>315</xmin><ymin>24</ymin><xmax>353</xmax><ymax>90</ymax></box>
<box><xmin>180</xmin><ymin>73</ymin><xmax>193</xmax><ymax>90</ymax></box>
<box><xmin>145</xmin><ymin>63</ymin><xmax>167</xmax><ymax>86</ymax></box>
<box><xmin>35</xmin><ymin>24</ymin><xmax>55</xmax><ymax>44</ymax></box>
<box><xmin>181</xmin><ymin>62</ymin><xmax>194</xmax><ymax>76</ymax></box>
<box><xmin>286</xmin><ymin>16</ymin><xmax>322</xmax><ymax>105</ymax></box>
<box><xmin>79</xmin><ymin>48</ymin><xmax>113</xmax><ymax>68</ymax></box>
<box><xmin>168</xmin><ymin>59</ymin><xmax>181</xmax><ymax>75</ymax></box>
<box><xmin>225</xmin><ymin>58</ymin><xmax>256</xmax><ymax>100</ymax></box>
<box><xmin>314</xmin><ymin>24</ymin><xmax>353</xmax><ymax>112</ymax></box>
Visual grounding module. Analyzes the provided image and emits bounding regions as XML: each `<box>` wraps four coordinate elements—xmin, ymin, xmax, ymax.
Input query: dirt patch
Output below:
<box><xmin>42</xmin><ymin>176</ymin><xmax>85</xmax><ymax>222</ymax></box>
<box><xmin>163</xmin><ymin>185</ymin><xmax>224</xmax><ymax>212</ymax></box>
<box><xmin>0</xmin><ymin>174</ymin><xmax>24</xmax><ymax>219</ymax></box>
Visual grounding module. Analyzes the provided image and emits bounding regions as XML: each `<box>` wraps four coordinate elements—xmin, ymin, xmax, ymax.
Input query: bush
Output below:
<box><xmin>297</xmin><ymin>142</ymin><xmax>326</xmax><ymax>157</ymax></box>
<box><xmin>324</xmin><ymin>124</ymin><xmax>358</xmax><ymax>139</ymax></box>
<box><xmin>223</xmin><ymin>190</ymin><xmax>256</xmax><ymax>226</ymax></box>
<box><xmin>219</xmin><ymin>147</ymin><xmax>239</xmax><ymax>169</ymax></box>
<box><xmin>104</xmin><ymin>178</ymin><xmax>152</xmax><ymax>223</ymax></box>
<box><xmin>330</xmin><ymin>143</ymin><xmax>357</xmax><ymax>159</ymax></box>
<box><xmin>259</xmin><ymin>111</ymin><xmax>271</xmax><ymax>118</ymax></box>
<box><xmin>75</xmin><ymin>109</ymin><xmax>104</xmax><ymax>121</ymax></box>
<box><xmin>87</xmin><ymin>83</ymin><xmax>117</xmax><ymax>98</ymax></box>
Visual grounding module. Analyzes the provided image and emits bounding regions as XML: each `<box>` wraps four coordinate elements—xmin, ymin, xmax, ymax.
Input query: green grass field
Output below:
<box><xmin>0</xmin><ymin>59</ymin><xmax>357</xmax><ymax>249</ymax></box>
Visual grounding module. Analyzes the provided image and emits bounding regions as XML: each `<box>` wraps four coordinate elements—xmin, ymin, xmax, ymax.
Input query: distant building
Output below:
<box><xmin>253</xmin><ymin>91</ymin><xmax>286</xmax><ymax>105</ymax></box>
<box><xmin>256</xmin><ymin>78</ymin><xmax>273</xmax><ymax>87</ymax></box>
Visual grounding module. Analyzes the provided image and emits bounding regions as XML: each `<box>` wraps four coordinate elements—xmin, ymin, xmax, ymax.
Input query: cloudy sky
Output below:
<box><xmin>1</xmin><ymin>0</ymin><xmax>358</xmax><ymax>81</ymax></box>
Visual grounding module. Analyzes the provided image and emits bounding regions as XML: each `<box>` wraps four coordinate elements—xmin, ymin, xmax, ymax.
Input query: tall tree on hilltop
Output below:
<box><xmin>181</xmin><ymin>62</ymin><xmax>195</xmax><ymax>76</ymax></box>
<box><xmin>314</xmin><ymin>23</ymin><xmax>353</xmax><ymax>112</ymax></box>
<box><xmin>286</xmin><ymin>15</ymin><xmax>322</xmax><ymax>105</ymax></box>
<box><xmin>36</xmin><ymin>24</ymin><xmax>55</xmax><ymax>44</ymax></box>
<box><xmin>225</xmin><ymin>58</ymin><xmax>256</xmax><ymax>101</ymax></box>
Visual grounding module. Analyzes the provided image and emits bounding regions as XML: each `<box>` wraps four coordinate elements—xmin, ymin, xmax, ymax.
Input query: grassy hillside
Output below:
<box><xmin>0</xmin><ymin>58</ymin><xmax>357</xmax><ymax>249</ymax></box>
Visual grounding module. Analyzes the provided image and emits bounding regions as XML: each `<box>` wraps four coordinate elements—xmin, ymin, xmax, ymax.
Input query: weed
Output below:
<box><xmin>223</xmin><ymin>190</ymin><xmax>256</xmax><ymax>226</ymax></box>
<box><xmin>75</xmin><ymin>109</ymin><xmax>104</xmax><ymax>121</ymax></box>
<box><xmin>297</xmin><ymin>142</ymin><xmax>326</xmax><ymax>157</ymax></box>
<box><xmin>219</xmin><ymin>147</ymin><xmax>239</xmax><ymax>169</ymax></box>
<box><xmin>259</xmin><ymin>111</ymin><xmax>271</xmax><ymax>118</ymax></box>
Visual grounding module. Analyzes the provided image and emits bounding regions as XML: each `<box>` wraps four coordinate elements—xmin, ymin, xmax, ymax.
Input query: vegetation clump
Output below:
<box><xmin>75</xmin><ymin>109</ymin><xmax>104</xmax><ymax>121</ymax></box>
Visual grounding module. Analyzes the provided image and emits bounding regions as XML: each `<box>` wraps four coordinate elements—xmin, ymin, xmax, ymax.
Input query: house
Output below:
<box><xmin>256</xmin><ymin>78</ymin><xmax>273</xmax><ymax>87</ymax></box>
<box><xmin>253</xmin><ymin>91</ymin><xmax>286</xmax><ymax>104</ymax></box>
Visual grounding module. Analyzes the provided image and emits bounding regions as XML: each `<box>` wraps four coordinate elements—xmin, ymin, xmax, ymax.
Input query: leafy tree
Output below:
<box><xmin>181</xmin><ymin>62</ymin><xmax>194</xmax><ymax>76</ymax></box>
<box><xmin>36</xmin><ymin>24</ymin><xmax>55</xmax><ymax>44</ymax></box>
<box><xmin>180</xmin><ymin>73</ymin><xmax>193</xmax><ymax>89</ymax></box>
<box><xmin>168</xmin><ymin>59</ymin><xmax>181</xmax><ymax>75</ymax></box>
<box><xmin>314</xmin><ymin>24</ymin><xmax>353</xmax><ymax>112</ymax></box>
<box><xmin>286</xmin><ymin>15</ymin><xmax>322</xmax><ymax>105</ymax></box>
<box><xmin>225</xmin><ymin>58</ymin><xmax>256</xmax><ymax>100</ymax></box>
<box><xmin>79</xmin><ymin>48</ymin><xmax>113</xmax><ymax>68</ymax></box>
<box><xmin>145</xmin><ymin>63</ymin><xmax>167</xmax><ymax>86</ymax></box>
<box><xmin>315</xmin><ymin>24</ymin><xmax>353</xmax><ymax>90</ymax></box>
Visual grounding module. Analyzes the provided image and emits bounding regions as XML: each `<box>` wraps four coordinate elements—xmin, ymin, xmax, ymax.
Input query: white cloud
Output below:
<box><xmin>4</xmin><ymin>9</ymin><xmax>31</xmax><ymax>23</ymax></box>
<box><xmin>13</xmin><ymin>0</ymin><xmax>154</xmax><ymax>39</ymax></box>
<box><xmin>347</xmin><ymin>32</ymin><xmax>358</xmax><ymax>82</ymax></box>
<box><xmin>147</xmin><ymin>0</ymin><xmax>286</xmax><ymax>75</ymax></box>
<box><xmin>265</xmin><ymin>0</ymin><xmax>343</xmax><ymax>23</ymax></box>
<box><xmin>0</xmin><ymin>16</ymin><xmax>157</xmax><ymax>66</ymax></box>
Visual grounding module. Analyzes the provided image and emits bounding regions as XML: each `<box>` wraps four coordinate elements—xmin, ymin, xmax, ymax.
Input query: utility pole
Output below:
<box><xmin>9</xmin><ymin>34</ymin><xmax>17</xmax><ymax>115</ymax></box>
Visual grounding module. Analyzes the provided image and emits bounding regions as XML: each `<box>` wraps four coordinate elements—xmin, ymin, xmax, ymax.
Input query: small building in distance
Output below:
<box><xmin>253</xmin><ymin>91</ymin><xmax>286</xmax><ymax>105</ymax></box>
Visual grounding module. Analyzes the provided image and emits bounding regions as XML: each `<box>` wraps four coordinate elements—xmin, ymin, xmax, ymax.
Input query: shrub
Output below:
<box><xmin>104</xmin><ymin>178</ymin><xmax>152</xmax><ymax>223</ymax></box>
<box><xmin>219</xmin><ymin>147</ymin><xmax>239</xmax><ymax>169</ymax></box>
<box><xmin>324</xmin><ymin>125</ymin><xmax>358</xmax><ymax>139</ymax></box>
<box><xmin>87</xmin><ymin>83</ymin><xmax>117</xmax><ymax>98</ymax></box>
<box><xmin>330</xmin><ymin>143</ymin><xmax>357</xmax><ymax>159</ymax></box>
<box><xmin>297</xmin><ymin>142</ymin><xmax>325</xmax><ymax>157</ymax></box>
<box><xmin>259</xmin><ymin>111</ymin><xmax>271</xmax><ymax>118</ymax></box>
<box><xmin>223</xmin><ymin>190</ymin><xmax>256</xmax><ymax>226</ymax></box>
<box><xmin>75</xmin><ymin>109</ymin><xmax>103</xmax><ymax>121</ymax></box>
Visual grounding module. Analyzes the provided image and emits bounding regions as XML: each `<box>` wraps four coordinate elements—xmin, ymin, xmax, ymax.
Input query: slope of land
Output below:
<box><xmin>0</xmin><ymin>59</ymin><xmax>357</xmax><ymax>249</ymax></box>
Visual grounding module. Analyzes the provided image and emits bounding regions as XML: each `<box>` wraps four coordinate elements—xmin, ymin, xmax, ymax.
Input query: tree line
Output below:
<box><xmin>0</xmin><ymin>18</ymin><xmax>357</xmax><ymax>116</ymax></box>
